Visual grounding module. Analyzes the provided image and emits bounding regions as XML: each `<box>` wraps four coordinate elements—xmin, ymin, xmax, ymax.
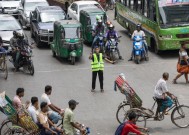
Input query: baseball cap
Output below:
<box><xmin>68</xmin><ymin>99</ymin><xmax>79</xmax><ymax>106</ymax></box>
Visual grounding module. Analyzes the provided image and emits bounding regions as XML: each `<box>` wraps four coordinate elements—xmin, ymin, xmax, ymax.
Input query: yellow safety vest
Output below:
<box><xmin>91</xmin><ymin>53</ymin><xmax>104</xmax><ymax>71</ymax></box>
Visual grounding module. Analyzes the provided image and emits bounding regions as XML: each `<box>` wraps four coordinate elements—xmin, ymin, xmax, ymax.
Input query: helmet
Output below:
<box><xmin>17</xmin><ymin>33</ymin><xmax>24</xmax><ymax>39</ymax></box>
<box><xmin>96</xmin><ymin>15</ymin><xmax>101</xmax><ymax>20</ymax></box>
<box><xmin>13</xmin><ymin>31</ymin><xmax>17</xmax><ymax>37</ymax></box>
<box><xmin>136</xmin><ymin>24</ymin><xmax>141</xmax><ymax>29</ymax></box>
<box><xmin>108</xmin><ymin>24</ymin><xmax>114</xmax><ymax>30</ymax></box>
<box><xmin>106</xmin><ymin>21</ymin><xmax>111</xmax><ymax>25</ymax></box>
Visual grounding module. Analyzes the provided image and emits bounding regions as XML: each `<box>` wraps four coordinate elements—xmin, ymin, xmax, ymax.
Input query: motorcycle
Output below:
<box><xmin>75</xmin><ymin>124</ymin><xmax>90</xmax><ymax>135</ymax></box>
<box><xmin>133</xmin><ymin>36</ymin><xmax>148</xmax><ymax>64</ymax></box>
<box><xmin>105</xmin><ymin>36</ymin><xmax>121</xmax><ymax>61</ymax></box>
<box><xmin>10</xmin><ymin>45</ymin><xmax>34</xmax><ymax>75</ymax></box>
<box><xmin>95</xmin><ymin>33</ymin><xmax>105</xmax><ymax>53</ymax></box>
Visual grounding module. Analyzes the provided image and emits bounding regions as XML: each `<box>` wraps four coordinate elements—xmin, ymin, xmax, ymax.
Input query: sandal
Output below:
<box><xmin>172</xmin><ymin>79</ymin><xmax>177</xmax><ymax>84</ymax></box>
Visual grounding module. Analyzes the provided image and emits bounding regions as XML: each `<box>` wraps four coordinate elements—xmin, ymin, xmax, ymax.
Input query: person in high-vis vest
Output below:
<box><xmin>89</xmin><ymin>46</ymin><xmax>114</xmax><ymax>92</ymax></box>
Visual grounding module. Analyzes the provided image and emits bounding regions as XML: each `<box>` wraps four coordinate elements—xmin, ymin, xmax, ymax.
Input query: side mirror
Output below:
<box><xmin>73</xmin><ymin>10</ymin><xmax>77</xmax><ymax>14</ymax></box>
<box><xmin>32</xmin><ymin>19</ymin><xmax>37</xmax><ymax>22</ymax></box>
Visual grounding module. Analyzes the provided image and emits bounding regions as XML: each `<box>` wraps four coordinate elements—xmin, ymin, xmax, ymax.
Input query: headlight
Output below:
<box><xmin>39</xmin><ymin>29</ymin><xmax>48</xmax><ymax>34</ymax></box>
<box><xmin>159</xmin><ymin>35</ymin><xmax>172</xmax><ymax>39</ymax></box>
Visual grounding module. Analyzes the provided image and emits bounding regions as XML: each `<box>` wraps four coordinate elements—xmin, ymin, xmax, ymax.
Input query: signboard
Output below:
<box><xmin>159</xmin><ymin>0</ymin><xmax>189</xmax><ymax>7</ymax></box>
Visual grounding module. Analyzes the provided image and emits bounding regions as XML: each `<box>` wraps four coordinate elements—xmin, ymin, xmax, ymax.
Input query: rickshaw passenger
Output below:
<box><xmin>28</xmin><ymin>97</ymin><xmax>39</xmax><ymax>123</ymax></box>
<box><xmin>154</xmin><ymin>72</ymin><xmax>175</xmax><ymax>116</ymax></box>
<box><xmin>38</xmin><ymin>102</ymin><xmax>63</xmax><ymax>135</ymax></box>
<box><xmin>13</xmin><ymin>88</ymin><xmax>30</xmax><ymax>114</ymax></box>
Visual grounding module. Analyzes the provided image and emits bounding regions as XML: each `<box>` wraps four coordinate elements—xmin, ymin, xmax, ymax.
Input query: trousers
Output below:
<box><xmin>92</xmin><ymin>70</ymin><xmax>103</xmax><ymax>89</ymax></box>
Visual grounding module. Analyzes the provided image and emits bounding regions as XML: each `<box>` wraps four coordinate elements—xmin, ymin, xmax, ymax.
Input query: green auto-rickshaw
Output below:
<box><xmin>51</xmin><ymin>20</ymin><xmax>83</xmax><ymax>65</ymax></box>
<box><xmin>80</xmin><ymin>8</ymin><xmax>107</xmax><ymax>44</ymax></box>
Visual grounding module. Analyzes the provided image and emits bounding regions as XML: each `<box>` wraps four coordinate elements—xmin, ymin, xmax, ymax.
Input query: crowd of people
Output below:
<box><xmin>12</xmin><ymin>85</ymin><xmax>86</xmax><ymax>135</ymax></box>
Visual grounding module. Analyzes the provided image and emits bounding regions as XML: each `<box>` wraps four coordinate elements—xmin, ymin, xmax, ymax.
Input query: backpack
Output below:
<box><xmin>114</xmin><ymin>121</ymin><xmax>131</xmax><ymax>135</ymax></box>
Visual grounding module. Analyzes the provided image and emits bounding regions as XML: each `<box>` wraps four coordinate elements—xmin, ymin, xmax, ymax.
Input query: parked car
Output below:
<box><xmin>80</xmin><ymin>8</ymin><xmax>107</xmax><ymax>44</ymax></box>
<box><xmin>67</xmin><ymin>0</ymin><xmax>104</xmax><ymax>21</ymax></box>
<box><xmin>30</xmin><ymin>6</ymin><xmax>66</xmax><ymax>47</ymax></box>
<box><xmin>0</xmin><ymin>0</ymin><xmax>22</xmax><ymax>17</ymax></box>
<box><xmin>18</xmin><ymin>0</ymin><xmax>49</xmax><ymax>29</ymax></box>
<box><xmin>0</xmin><ymin>14</ymin><xmax>26</xmax><ymax>50</ymax></box>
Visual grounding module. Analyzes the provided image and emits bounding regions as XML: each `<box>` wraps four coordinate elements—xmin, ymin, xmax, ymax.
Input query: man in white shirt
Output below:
<box><xmin>41</xmin><ymin>85</ymin><xmax>64</xmax><ymax>124</ymax></box>
<box><xmin>128</xmin><ymin>24</ymin><xmax>148</xmax><ymax>61</ymax></box>
<box><xmin>154</xmin><ymin>72</ymin><xmax>175</xmax><ymax>118</ymax></box>
<box><xmin>28</xmin><ymin>97</ymin><xmax>39</xmax><ymax>123</ymax></box>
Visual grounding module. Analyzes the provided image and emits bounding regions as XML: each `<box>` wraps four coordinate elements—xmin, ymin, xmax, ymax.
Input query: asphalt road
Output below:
<box><xmin>0</xmin><ymin>10</ymin><xmax>189</xmax><ymax>135</ymax></box>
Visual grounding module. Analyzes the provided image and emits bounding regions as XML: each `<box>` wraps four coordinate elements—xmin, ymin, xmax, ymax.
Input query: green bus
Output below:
<box><xmin>115</xmin><ymin>0</ymin><xmax>189</xmax><ymax>53</ymax></box>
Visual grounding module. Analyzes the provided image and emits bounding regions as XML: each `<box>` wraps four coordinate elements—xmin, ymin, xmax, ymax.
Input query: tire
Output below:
<box><xmin>30</xmin><ymin>27</ymin><xmax>34</xmax><ymax>38</ymax></box>
<box><xmin>3</xmin><ymin>61</ymin><xmax>8</xmax><ymax>80</ymax></box>
<box><xmin>52</xmin><ymin>51</ymin><xmax>56</xmax><ymax>57</ymax></box>
<box><xmin>71</xmin><ymin>57</ymin><xmax>75</xmax><ymax>65</ymax></box>
<box><xmin>150</xmin><ymin>38</ymin><xmax>159</xmax><ymax>54</ymax></box>
<box><xmin>110</xmin><ymin>51</ymin><xmax>116</xmax><ymax>61</ymax></box>
<box><xmin>35</xmin><ymin>35</ymin><xmax>41</xmax><ymax>48</ymax></box>
<box><xmin>135</xmin><ymin>55</ymin><xmax>140</xmax><ymax>64</ymax></box>
<box><xmin>116</xmin><ymin>103</ymin><xmax>130</xmax><ymax>124</ymax></box>
<box><xmin>171</xmin><ymin>105</ymin><xmax>189</xmax><ymax>128</ymax></box>
<box><xmin>0</xmin><ymin>120</ymin><xmax>27</xmax><ymax>135</ymax></box>
<box><xmin>28</xmin><ymin>61</ymin><xmax>34</xmax><ymax>76</ymax></box>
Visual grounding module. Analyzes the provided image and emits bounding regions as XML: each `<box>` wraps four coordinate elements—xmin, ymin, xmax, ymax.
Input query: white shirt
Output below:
<box><xmin>131</xmin><ymin>30</ymin><xmax>146</xmax><ymax>39</ymax></box>
<box><xmin>27</xmin><ymin>105</ymin><xmax>39</xmax><ymax>123</ymax></box>
<box><xmin>41</xmin><ymin>93</ymin><xmax>51</xmax><ymax>105</ymax></box>
<box><xmin>154</xmin><ymin>78</ymin><xmax>169</xmax><ymax>99</ymax></box>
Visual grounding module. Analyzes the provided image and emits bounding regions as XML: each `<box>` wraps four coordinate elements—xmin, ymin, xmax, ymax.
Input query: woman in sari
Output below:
<box><xmin>173</xmin><ymin>43</ymin><xmax>189</xmax><ymax>84</ymax></box>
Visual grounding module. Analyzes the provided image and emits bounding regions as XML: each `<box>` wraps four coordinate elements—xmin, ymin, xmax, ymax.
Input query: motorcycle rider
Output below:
<box><xmin>104</xmin><ymin>24</ymin><xmax>122</xmax><ymax>59</ymax></box>
<box><xmin>13</xmin><ymin>33</ymin><xmax>29</xmax><ymax>71</ymax></box>
<box><xmin>128</xmin><ymin>24</ymin><xmax>148</xmax><ymax>61</ymax></box>
<box><xmin>92</xmin><ymin>19</ymin><xmax>105</xmax><ymax>52</ymax></box>
<box><xmin>92</xmin><ymin>15</ymin><xmax>104</xmax><ymax>30</ymax></box>
<box><xmin>10</xmin><ymin>31</ymin><xmax>18</xmax><ymax>49</ymax></box>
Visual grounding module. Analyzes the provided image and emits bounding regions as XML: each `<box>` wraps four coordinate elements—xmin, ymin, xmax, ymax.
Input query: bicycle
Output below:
<box><xmin>0</xmin><ymin>52</ymin><xmax>8</xmax><ymax>80</ymax></box>
<box><xmin>115</xmin><ymin>73</ymin><xmax>189</xmax><ymax>128</ymax></box>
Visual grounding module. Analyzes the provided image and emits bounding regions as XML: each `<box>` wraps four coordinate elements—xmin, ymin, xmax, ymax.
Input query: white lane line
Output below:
<box><xmin>0</xmin><ymin>60</ymin><xmax>176</xmax><ymax>74</ymax></box>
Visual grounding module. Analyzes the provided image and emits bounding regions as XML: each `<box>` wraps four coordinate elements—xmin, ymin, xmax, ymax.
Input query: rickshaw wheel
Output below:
<box><xmin>71</xmin><ymin>57</ymin><xmax>75</xmax><ymax>65</ymax></box>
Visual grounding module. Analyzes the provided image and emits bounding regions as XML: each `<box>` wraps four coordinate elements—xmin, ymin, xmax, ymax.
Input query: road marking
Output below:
<box><xmin>0</xmin><ymin>60</ymin><xmax>176</xmax><ymax>74</ymax></box>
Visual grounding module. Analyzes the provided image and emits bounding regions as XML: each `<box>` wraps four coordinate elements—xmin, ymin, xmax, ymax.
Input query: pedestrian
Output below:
<box><xmin>89</xmin><ymin>46</ymin><xmax>114</xmax><ymax>92</ymax></box>
<box><xmin>38</xmin><ymin>102</ymin><xmax>63</xmax><ymax>135</ymax></box>
<box><xmin>28</xmin><ymin>97</ymin><xmax>39</xmax><ymax>123</ymax></box>
<box><xmin>121</xmin><ymin>112</ymin><xmax>148</xmax><ymax>135</ymax></box>
<box><xmin>13</xmin><ymin>88</ymin><xmax>30</xmax><ymax>113</ymax></box>
<box><xmin>173</xmin><ymin>43</ymin><xmax>189</xmax><ymax>84</ymax></box>
<box><xmin>63</xmin><ymin>99</ymin><xmax>85</xmax><ymax>135</ymax></box>
<box><xmin>65</xmin><ymin>0</ymin><xmax>70</xmax><ymax>14</ymax></box>
<box><xmin>40</xmin><ymin>85</ymin><xmax>64</xmax><ymax>124</ymax></box>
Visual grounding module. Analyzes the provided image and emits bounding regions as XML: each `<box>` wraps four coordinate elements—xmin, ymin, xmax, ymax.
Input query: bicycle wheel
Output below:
<box><xmin>171</xmin><ymin>105</ymin><xmax>189</xmax><ymax>128</ymax></box>
<box><xmin>0</xmin><ymin>120</ymin><xmax>29</xmax><ymax>135</ymax></box>
<box><xmin>116</xmin><ymin>103</ymin><xmax>130</xmax><ymax>124</ymax></box>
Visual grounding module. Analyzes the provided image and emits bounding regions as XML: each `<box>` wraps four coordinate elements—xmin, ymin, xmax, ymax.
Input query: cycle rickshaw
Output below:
<box><xmin>0</xmin><ymin>52</ymin><xmax>8</xmax><ymax>80</ymax></box>
<box><xmin>0</xmin><ymin>91</ymin><xmax>40</xmax><ymax>135</ymax></box>
<box><xmin>114</xmin><ymin>73</ymin><xmax>189</xmax><ymax>128</ymax></box>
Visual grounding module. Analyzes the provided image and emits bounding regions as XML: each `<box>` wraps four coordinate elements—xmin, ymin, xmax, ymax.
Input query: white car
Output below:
<box><xmin>0</xmin><ymin>15</ymin><xmax>26</xmax><ymax>49</ymax></box>
<box><xmin>18</xmin><ymin>0</ymin><xmax>49</xmax><ymax>28</ymax></box>
<box><xmin>0</xmin><ymin>0</ymin><xmax>22</xmax><ymax>16</ymax></box>
<box><xmin>68</xmin><ymin>1</ymin><xmax>104</xmax><ymax>21</ymax></box>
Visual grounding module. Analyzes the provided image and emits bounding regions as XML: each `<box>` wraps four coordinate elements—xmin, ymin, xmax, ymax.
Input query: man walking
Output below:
<box><xmin>89</xmin><ymin>46</ymin><xmax>114</xmax><ymax>92</ymax></box>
